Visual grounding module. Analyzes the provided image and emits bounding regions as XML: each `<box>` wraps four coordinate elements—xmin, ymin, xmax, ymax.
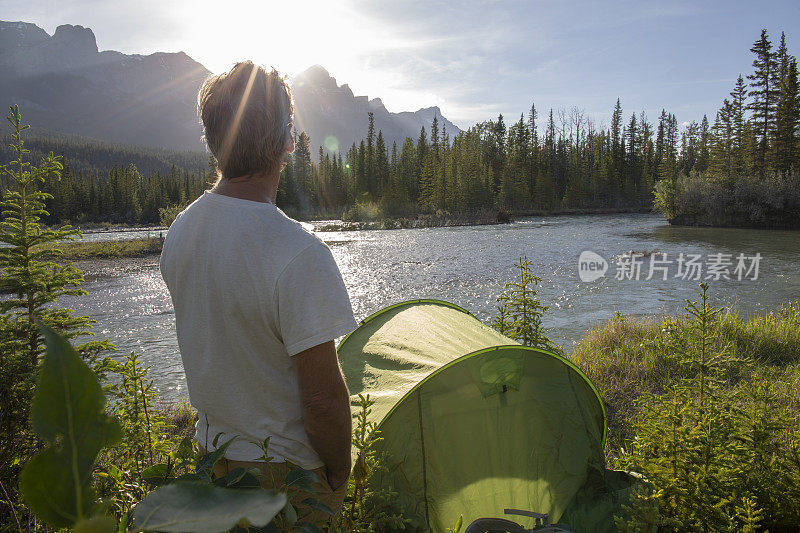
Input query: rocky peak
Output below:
<box><xmin>51</xmin><ymin>24</ymin><xmax>98</xmax><ymax>55</ymax></box>
<box><xmin>295</xmin><ymin>64</ymin><xmax>338</xmax><ymax>90</ymax></box>
<box><xmin>416</xmin><ymin>106</ymin><xmax>442</xmax><ymax>117</ymax></box>
<box><xmin>369</xmin><ymin>97</ymin><xmax>387</xmax><ymax>112</ymax></box>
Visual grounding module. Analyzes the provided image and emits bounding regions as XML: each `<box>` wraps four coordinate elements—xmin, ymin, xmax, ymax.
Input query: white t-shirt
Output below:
<box><xmin>159</xmin><ymin>191</ymin><xmax>358</xmax><ymax>467</ymax></box>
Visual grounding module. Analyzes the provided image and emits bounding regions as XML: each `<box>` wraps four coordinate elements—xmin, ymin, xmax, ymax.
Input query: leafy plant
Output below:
<box><xmin>97</xmin><ymin>351</ymin><xmax>184</xmax><ymax>523</ymax></box>
<box><xmin>19</xmin><ymin>326</ymin><xmax>122</xmax><ymax>531</ymax></box>
<box><xmin>133</xmin><ymin>482</ymin><xmax>285</xmax><ymax>533</ymax></box>
<box><xmin>337</xmin><ymin>394</ymin><xmax>407</xmax><ymax>532</ymax></box>
<box><xmin>19</xmin><ymin>325</ymin><xmax>287</xmax><ymax>533</ymax></box>
<box><xmin>158</xmin><ymin>203</ymin><xmax>186</xmax><ymax>227</ymax></box>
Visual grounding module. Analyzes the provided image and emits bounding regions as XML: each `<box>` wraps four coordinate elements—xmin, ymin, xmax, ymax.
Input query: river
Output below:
<box><xmin>57</xmin><ymin>213</ymin><xmax>800</xmax><ymax>401</ymax></box>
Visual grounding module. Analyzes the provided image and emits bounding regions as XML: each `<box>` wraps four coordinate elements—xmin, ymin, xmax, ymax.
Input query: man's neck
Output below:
<box><xmin>210</xmin><ymin>172</ymin><xmax>279</xmax><ymax>204</ymax></box>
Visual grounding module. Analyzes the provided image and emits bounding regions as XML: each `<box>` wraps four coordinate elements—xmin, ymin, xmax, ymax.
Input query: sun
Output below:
<box><xmin>186</xmin><ymin>0</ymin><xmax>375</xmax><ymax>78</ymax></box>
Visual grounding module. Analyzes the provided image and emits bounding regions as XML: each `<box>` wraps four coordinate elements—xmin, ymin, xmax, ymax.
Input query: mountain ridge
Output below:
<box><xmin>0</xmin><ymin>21</ymin><xmax>460</xmax><ymax>155</ymax></box>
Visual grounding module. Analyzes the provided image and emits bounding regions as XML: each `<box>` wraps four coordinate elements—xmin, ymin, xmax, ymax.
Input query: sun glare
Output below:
<box><xmin>182</xmin><ymin>0</ymin><xmax>438</xmax><ymax>116</ymax></box>
<box><xmin>190</xmin><ymin>0</ymin><xmax>375</xmax><ymax>76</ymax></box>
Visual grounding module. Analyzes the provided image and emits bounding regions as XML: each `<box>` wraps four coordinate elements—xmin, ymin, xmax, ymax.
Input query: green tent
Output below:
<box><xmin>339</xmin><ymin>300</ymin><xmax>635</xmax><ymax>532</ymax></box>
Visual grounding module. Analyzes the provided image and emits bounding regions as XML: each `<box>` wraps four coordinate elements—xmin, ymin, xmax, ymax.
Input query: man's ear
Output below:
<box><xmin>285</xmin><ymin>133</ymin><xmax>295</xmax><ymax>155</ymax></box>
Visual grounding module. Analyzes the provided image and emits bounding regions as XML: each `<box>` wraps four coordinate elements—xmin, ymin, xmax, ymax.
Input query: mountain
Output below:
<box><xmin>0</xmin><ymin>21</ymin><xmax>210</xmax><ymax>151</ymax></box>
<box><xmin>291</xmin><ymin>64</ymin><xmax>460</xmax><ymax>154</ymax></box>
<box><xmin>0</xmin><ymin>21</ymin><xmax>460</xmax><ymax>154</ymax></box>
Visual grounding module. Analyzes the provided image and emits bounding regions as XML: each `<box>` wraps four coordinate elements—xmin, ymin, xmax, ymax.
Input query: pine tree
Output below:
<box><xmin>528</xmin><ymin>102</ymin><xmax>539</xmax><ymax>147</ymax></box>
<box><xmin>431</xmin><ymin>115</ymin><xmax>440</xmax><ymax>160</ymax></box>
<box><xmin>611</xmin><ymin>99</ymin><xmax>624</xmax><ymax>170</ymax></box>
<box><xmin>774</xmin><ymin>57</ymin><xmax>799</xmax><ymax>177</ymax></box>
<box><xmin>680</xmin><ymin>121</ymin><xmax>700</xmax><ymax>176</ymax></box>
<box><xmin>546</xmin><ymin>109</ymin><xmax>557</xmax><ymax>181</ymax></box>
<box><xmin>356</xmin><ymin>139</ymin><xmax>367</xmax><ymax>200</ymax></box>
<box><xmin>293</xmin><ymin>131</ymin><xmax>314</xmax><ymax>209</ymax></box>
<box><xmin>747</xmin><ymin>29</ymin><xmax>779</xmax><ymax>178</ymax></box>
<box><xmin>375</xmin><ymin>130</ymin><xmax>389</xmax><ymax>197</ymax></box>
<box><xmin>527</xmin><ymin>102</ymin><xmax>539</xmax><ymax>197</ymax></box>
<box><xmin>492</xmin><ymin>256</ymin><xmax>558</xmax><ymax>352</ymax></box>
<box><xmin>626</xmin><ymin>112</ymin><xmax>639</xmax><ymax>194</ymax></box>
<box><xmin>698</xmin><ymin>115</ymin><xmax>711</xmax><ymax>174</ymax></box>
<box><xmin>397</xmin><ymin>137</ymin><xmax>417</xmax><ymax>203</ymax></box>
<box><xmin>710</xmin><ymin>100</ymin><xmax>735</xmax><ymax>176</ymax></box>
<box><xmin>730</xmin><ymin>75</ymin><xmax>749</xmax><ymax>176</ymax></box>
<box><xmin>0</xmin><ymin>106</ymin><xmax>109</xmax><ymax>510</ymax></box>
<box><xmin>658</xmin><ymin>113</ymin><xmax>679</xmax><ymax>183</ymax></box>
<box><xmin>366</xmin><ymin>112</ymin><xmax>376</xmax><ymax>195</ymax></box>
<box><xmin>655</xmin><ymin>109</ymin><xmax>667</xmax><ymax>174</ymax></box>
<box><xmin>485</xmin><ymin>114</ymin><xmax>506</xmax><ymax>196</ymax></box>
<box><xmin>637</xmin><ymin>112</ymin><xmax>655</xmax><ymax>201</ymax></box>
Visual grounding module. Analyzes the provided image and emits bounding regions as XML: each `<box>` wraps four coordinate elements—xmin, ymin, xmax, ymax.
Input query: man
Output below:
<box><xmin>160</xmin><ymin>61</ymin><xmax>357</xmax><ymax>525</ymax></box>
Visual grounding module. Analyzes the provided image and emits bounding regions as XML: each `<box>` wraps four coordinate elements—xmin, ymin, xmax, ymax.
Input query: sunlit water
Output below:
<box><xmin>56</xmin><ymin>213</ymin><xmax>800</xmax><ymax>401</ymax></box>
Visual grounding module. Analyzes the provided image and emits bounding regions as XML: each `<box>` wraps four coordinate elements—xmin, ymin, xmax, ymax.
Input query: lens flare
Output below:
<box><xmin>324</xmin><ymin>135</ymin><xmax>340</xmax><ymax>152</ymax></box>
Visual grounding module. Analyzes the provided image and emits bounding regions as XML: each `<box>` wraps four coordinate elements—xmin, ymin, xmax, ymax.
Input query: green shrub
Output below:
<box><xmin>342</xmin><ymin>198</ymin><xmax>384</xmax><ymax>222</ymax></box>
<box><xmin>593</xmin><ymin>286</ymin><xmax>800</xmax><ymax>531</ymax></box>
<box><xmin>492</xmin><ymin>255</ymin><xmax>561</xmax><ymax>353</ymax></box>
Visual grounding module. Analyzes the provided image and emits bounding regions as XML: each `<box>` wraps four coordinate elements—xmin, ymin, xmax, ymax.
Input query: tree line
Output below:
<box><xmin>280</xmin><ymin>29</ymin><xmax>799</xmax><ymax>224</ymax></box>
<box><xmin>37</xmin><ymin>163</ymin><xmax>209</xmax><ymax>225</ymax></box>
<box><xmin>0</xmin><ymin>128</ymin><xmax>210</xmax><ymax>225</ymax></box>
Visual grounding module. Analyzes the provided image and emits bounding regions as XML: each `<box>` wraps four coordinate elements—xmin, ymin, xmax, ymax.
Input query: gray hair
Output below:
<box><xmin>198</xmin><ymin>61</ymin><xmax>293</xmax><ymax>180</ymax></box>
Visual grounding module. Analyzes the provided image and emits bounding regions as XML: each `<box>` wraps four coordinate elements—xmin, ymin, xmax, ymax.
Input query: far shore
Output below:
<box><xmin>311</xmin><ymin>206</ymin><xmax>655</xmax><ymax>231</ymax></box>
<box><xmin>39</xmin><ymin>208</ymin><xmax>659</xmax><ymax>273</ymax></box>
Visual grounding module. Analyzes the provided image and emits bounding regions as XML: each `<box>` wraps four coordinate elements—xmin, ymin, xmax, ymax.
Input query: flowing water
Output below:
<box><xmin>57</xmin><ymin>213</ymin><xmax>800</xmax><ymax>400</ymax></box>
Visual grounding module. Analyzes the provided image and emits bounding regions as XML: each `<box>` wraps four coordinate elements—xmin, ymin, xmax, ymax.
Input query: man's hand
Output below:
<box><xmin>294</xmin><ymin>340</ymin><xmax>352</xmax><ymax>490</ymax></box>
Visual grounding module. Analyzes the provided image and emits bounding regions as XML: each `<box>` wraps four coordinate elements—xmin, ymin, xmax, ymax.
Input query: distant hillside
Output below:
<box><xmin>0</xmin><ymin>21</ymin><xmax>209</xmax><ymax>151</ymax></box>
<box><xmin>1</xmin><ymin>21</ymin><xmax>460</xmax><ymax>154</ymax></box>
<box><xmin>291</xmin><ymin>65</ymin><xmax>461</xmax><ymax>153</ymax></box>
<box><xmin>0</xmin><ymin>127</ymin><xmax>209</xmax><ymax>178</ymax></box>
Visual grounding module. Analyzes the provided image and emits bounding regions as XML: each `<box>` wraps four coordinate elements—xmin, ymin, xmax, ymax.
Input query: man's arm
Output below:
<box><xmin>294</xmin><ymin>340</ymin><xmax>352</xmax><ymax>490</ymax></box>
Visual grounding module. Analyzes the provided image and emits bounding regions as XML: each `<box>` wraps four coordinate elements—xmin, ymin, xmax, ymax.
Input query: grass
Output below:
<box><xmin>158</xmin><ymin>397</ymin><xmax>198</xmax><ymax>441</ymax></box>
<box><xmin>570</xmin><ymin>300</ymin><xmax>800</xmax><ymax>451</ymax></box>
<box><xmin>36</xmin><ymin>237</ymin><xmax>163</xmax><ymax>261</ymax></box>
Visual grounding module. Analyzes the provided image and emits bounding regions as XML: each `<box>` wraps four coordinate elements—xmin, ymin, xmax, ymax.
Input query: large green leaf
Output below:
<box><xmin>284</xmin><ymin>468</ymin><xmax>319</xmax><ymax>492</ymax></box>
<box><xmin>19</xmin><ymin>326</ymin><xmax>122</xmax><ymax>529</ymax></box>
<box><xmin>133</xmin><ymin>481</ymin><xmax>287</xmax><ymax>532</ymax></box>
<box><xmin>72</xmin><ymin>515</ymin><xmax>117</xmax><ymax>533</ymax></box>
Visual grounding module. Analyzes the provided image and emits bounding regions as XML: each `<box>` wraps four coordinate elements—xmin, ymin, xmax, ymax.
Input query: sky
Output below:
<box><xmin>3</xmin><ymin>0</ymin><xmax>799</xmax><ymax>131</ymax></box>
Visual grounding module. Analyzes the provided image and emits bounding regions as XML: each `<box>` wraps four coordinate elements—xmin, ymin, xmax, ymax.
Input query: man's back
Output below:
<box><xmin>160</xmin><ymin>190</ymin><xmax>357</xmax><ymax>467</ymax></box>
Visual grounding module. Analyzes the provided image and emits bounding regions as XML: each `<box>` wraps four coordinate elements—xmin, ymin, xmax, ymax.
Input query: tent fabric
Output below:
<box><xmin>338</xmin><ymin>300</ymin><xmax>634</xmax><ymax>532</ymax></box>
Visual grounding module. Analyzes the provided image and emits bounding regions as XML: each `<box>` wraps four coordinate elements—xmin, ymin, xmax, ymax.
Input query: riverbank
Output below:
<box><xmin>572</xmin><ymin>303</ymin><xmax>800</xmax><ymax>451</ymax></box>
<box><xmin>571</xmin><ymin>297</ymin><xmax>800</xmax><ymax>529</ymax></box>
<box><xmin>39</xmin><ymin>237</ymin><xmax>163</xmax><ymax>261</ymax></box>
<box><xmin>668</xmin><ymin>214</ymin><xmax>800</xmax><ymax>230</ymax></box>
<box><xmin>314</xmin><ymin>206</ymin><xmax>652</xmax><ymax>231</ymax></box>
<box><xmin>76</xmin><ymin>223</ymin><xmax>166</xmax><ymax>233</ymax></box>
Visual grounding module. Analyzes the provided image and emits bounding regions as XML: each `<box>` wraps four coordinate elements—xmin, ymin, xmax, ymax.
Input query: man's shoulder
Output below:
<box><xmin>270</xmin><ymin>209</ymin><xmax>326</xmax><ymax>253</ymax></box>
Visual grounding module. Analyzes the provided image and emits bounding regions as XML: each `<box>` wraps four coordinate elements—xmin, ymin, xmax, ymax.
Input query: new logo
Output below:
<box><xmin>578</xmin><ymin>251</ymin><xmax>608</xmax><ymax>282</ymax></box>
